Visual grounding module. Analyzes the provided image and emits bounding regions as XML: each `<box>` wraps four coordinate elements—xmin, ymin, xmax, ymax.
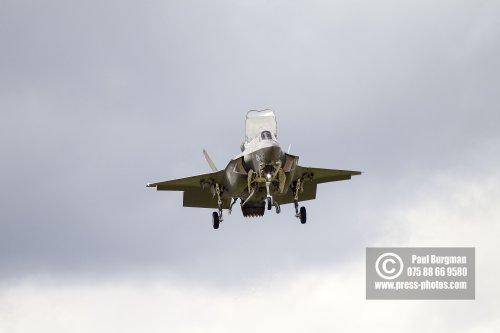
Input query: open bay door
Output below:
<box><xmin>245</xmin><ymin>109</ymin><xmax>277</xmax><ymax>143</ymax></box>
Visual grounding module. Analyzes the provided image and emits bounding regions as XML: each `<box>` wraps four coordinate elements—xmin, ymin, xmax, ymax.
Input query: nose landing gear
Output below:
<box><xmin>265</xmin><ymin>181</ymin><xmax>272</xmax><ymax>211</ymax></box>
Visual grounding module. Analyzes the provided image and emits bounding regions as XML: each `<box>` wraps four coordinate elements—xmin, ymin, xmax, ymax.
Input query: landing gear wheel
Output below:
<box><xmin>274</xmin><ymin>201</ymin><xmax>281</xmax><ymax>214</ymax></box>
<box><xmin>267</xmin><ymin>197</ymin><xmax>272</xmax><ymax>210</ymax></box>
<box><xmin>212</xmin><ymin>211</ymin><xmax>220</xmax><ymax>229</ymax></box>
<box><xmin>299</xmin><ymin>206</ymin><xmax>307</xmax><ymax>224</ymax></box>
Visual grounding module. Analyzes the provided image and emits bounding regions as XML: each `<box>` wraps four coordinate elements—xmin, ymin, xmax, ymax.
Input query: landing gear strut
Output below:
<box><xmin>274</xmin><ymin>201</ymin><xmax>281</xmax><ymax>214</ymax></box>
<box><xmin>293</xmin><ymin>179</ymin><xmax>307</xmax><ymax>224</ymax></box>
<box><xmin>265</xmin><ymin>181</ymin><xmax>272</xmax><ymax>211</ymax></box>
<box><xmin>293</xmin><ymin>199</ymin><xmax>307</xmax><ymax>224</ymax></box>
<box><xmin>228</xmin><ymin>197</ymin><xmax>238</xmax><ymax>215</ymax></box>
<box><xmin>212</xmin><ymin>184</ymin><xmax>223</xmax><ymax>229</ymax></box>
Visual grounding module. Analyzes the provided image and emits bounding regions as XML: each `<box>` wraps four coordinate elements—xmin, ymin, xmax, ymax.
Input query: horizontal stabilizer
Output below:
<box><xmin>183</xmin><ymin>188</ymin><xmax>231</xmax><ymax>209</ymax></box>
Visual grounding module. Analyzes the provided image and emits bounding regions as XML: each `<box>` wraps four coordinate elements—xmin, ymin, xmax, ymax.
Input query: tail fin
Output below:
<box><xmin>203</xmin><ymin>149</ymin><xmax>218</xmax><ymax>172</ymax></box>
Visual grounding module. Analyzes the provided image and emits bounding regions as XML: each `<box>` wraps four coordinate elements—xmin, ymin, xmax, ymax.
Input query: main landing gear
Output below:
<box><xmin>293</xmin><ymin>179</ymin><xmax>307</xmax><ymax>224</ymax></box>
<box><xmin>212</xmin><ymin>176</ymin><xmax>308</xmax><ymax>228</ymax></box>
<box><xmin>212</xmin><ymin>211</ymin><xmax>220</xmax><ymax>229</ymax></box>
<box><xmin>294</xmin><ymin>199</ymin><xmax>307</xmax><ymax>224</ymax></box>
<box><xmin>212</xmin><ymin>184</ymin><xmax>223</xmax><ymax>230</ymax></box>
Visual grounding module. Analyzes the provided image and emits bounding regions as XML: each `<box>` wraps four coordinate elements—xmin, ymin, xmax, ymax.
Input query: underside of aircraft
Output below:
<box><xmin>147</xmin><ymin>110</ymin><xmax>361</xmax><ymax>229</ymax></box>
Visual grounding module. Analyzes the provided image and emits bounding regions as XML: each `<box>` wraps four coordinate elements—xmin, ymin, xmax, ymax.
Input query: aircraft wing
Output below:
<box><xmin>147</xmin><ymin>170</ymin><xmax>230</xmax><ymax>209</ymax></box>
<box><xmin>294</xmin><ymin>166</ymin><xmax>361</xmax><ymax>184</ymax></box>
<box><xmin>274</xmin><ymin>166</ymin><xmax>361</xmax><ymax>205</ymax></box>
<box><xmin>273</xmin><ymin>182</ymin><xmax>318</xmax><ymax>205</ymax></box>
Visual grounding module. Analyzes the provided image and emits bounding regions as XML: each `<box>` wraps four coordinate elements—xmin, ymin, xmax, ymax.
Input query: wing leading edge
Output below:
<box><xmin>147</xmin><ymin>170</ymin><xmax>230</xmax><ymax>209</ymax></box>
<box><xmin>147</xmin><ymin>170</ymin><xmax>224</xmax><ymax>191</ymax></box>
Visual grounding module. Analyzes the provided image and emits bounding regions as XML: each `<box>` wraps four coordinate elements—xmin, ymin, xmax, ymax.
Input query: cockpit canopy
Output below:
<box><xmin>245</xmin><ymin>109</ymin><xmax>277</xmax><ymax>143</ymax></box>
<box><xmin>260</xmin><ymin>130</ymin><xmax>273</xmax><ymax>140</ymax></box>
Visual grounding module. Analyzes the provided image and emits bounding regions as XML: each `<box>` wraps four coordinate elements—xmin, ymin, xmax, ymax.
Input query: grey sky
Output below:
<box><xmin>0</xmin><ymin>0</ymin><xmax>499</xmax><ymax>331</ymax></box>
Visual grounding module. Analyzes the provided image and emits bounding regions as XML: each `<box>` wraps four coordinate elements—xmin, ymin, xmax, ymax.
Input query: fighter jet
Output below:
<box><xmin>147</xmin><ymin>110</ymin><xmax>361</xmax><ymax>229</ymax></box>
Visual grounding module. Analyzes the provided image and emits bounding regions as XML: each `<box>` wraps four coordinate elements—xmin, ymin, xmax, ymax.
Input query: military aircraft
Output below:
<box><xmin>147</xmin><ymin>110</ymin><xmax>361</xmax><ymax>229</ymax></box>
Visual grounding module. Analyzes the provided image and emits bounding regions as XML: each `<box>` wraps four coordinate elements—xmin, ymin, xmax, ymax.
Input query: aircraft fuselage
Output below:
<box><xmin>146</xmin><ymin>109</ymin><xmax>361</xmax><ymax>229</ymax></box>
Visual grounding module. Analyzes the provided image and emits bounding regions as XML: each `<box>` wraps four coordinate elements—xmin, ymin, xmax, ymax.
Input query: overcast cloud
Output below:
<box><xmin>1</xmin><ymin>0</ymin><xmax>499</xmax><ymax>331</ymax></box>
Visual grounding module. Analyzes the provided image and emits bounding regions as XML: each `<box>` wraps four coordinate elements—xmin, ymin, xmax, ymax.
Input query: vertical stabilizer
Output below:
<box><xmin>203</xmin><ymin>149</ymin><xmax>218</xmax><ymax>172</ymax></box>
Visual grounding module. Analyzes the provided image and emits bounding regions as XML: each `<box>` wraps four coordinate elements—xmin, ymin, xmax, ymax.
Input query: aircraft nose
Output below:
<box><xmin>263</xmin><ymin>145</ymin><xmax>282</xmax><ymax>163</ymax></box>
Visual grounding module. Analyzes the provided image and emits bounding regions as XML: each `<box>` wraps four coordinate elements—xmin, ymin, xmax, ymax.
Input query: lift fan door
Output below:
<box><xmin>245</xmin><ymin>109</ymin><xmax>277</xmax><ymax>142</ymax></box>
